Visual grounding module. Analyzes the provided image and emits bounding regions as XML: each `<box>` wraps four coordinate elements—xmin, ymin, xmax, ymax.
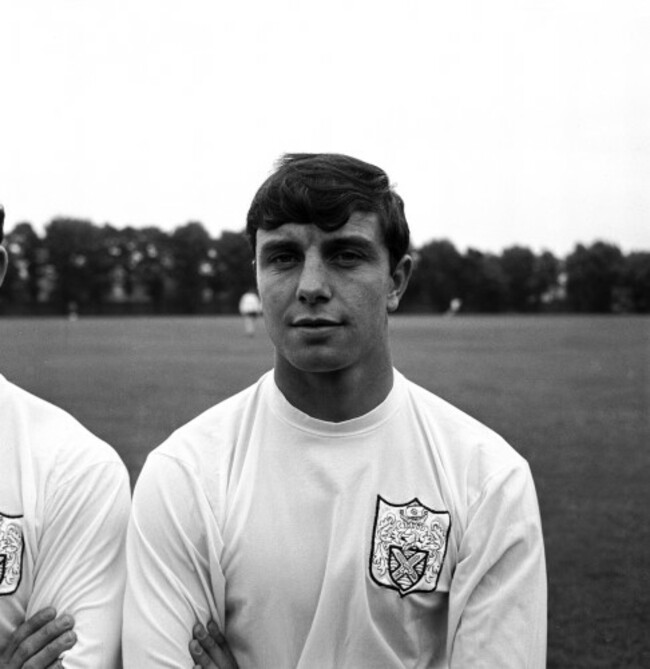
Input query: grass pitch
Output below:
<box><xmin>1</xmin><ymin>314</ymin><xmax>647</xmax><ymax>667</ymax></box>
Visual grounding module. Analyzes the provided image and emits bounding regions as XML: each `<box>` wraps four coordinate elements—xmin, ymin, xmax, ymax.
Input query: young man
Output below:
<box><xmin>0</xmin><ymin>205</ymin><xmax>131</xmax><ymax>667</ymax></box>
<box><xmin>123</xmin><ymin>154</ymin><xmax>547</xmax><ymax>667</ymax></box>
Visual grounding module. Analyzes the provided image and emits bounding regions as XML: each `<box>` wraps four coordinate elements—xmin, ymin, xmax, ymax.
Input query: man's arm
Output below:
<box><xmin>447</xmin><ymin>461</ymin><xmax>547</xmax><ymax>668</ymax></box>
<box><xmin>122</xmin><ymin>452</ymin><xmax>226</xmax><ymax>667</ymax></box>
<box><xmin>25</xmin><ymin>461</ymin><xmax>130</xmax><ymax>668</ymax></box>
<box><xmin>0</xmin><ymin>608</ymin><xmax>75</xmax><ymax>669</ymax></box>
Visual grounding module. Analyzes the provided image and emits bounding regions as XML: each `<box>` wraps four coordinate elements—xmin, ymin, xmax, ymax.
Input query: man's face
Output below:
<box><xmin>255</xmin><ymin>212</ymin><xmax>411</xmax><ymax>377</ymax></box>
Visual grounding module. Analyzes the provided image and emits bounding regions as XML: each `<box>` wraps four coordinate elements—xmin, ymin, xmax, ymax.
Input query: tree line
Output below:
<box><xmin>1</xmin><ymin>217</ymin><xmax>649</xmax><ymax>315</ymax></box>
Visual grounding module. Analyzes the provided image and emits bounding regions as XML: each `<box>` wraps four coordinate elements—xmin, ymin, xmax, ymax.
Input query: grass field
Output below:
<box><xmin>1</xmin><ymin>315</ymin><xmax>648</xmax><ymax>667</ymax></box>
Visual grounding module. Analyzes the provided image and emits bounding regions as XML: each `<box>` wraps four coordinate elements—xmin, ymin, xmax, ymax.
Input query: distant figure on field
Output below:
<box><xmin>238</xmin><ymin>289</ymin><xmax>261</xmax><ymax>337</ymax></box>
<box><xmin>67</xmin><ymin>300</ymin><xmax>79</xmax><ymax>321</ymax></box>
<box><xmin>123</xmin><ymin>154</ymin><xmax>547</xmax><ymax>668</ymax></box>
<box><xmin>445</xmin><ymin>297</ymin><xmax>462</xmax><ymax>316</ymax></box>
<box><xmin>0</xmin><ymin>204</ymin><xmax>130</xmax><ymax>667</ymax></box>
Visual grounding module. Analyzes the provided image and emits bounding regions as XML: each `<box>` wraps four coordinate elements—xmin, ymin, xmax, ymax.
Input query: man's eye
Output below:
<box><xmin>332</xmin><ymin>251</ymin><xmax>363</xmax><ymax>264</ymax></box>
<box><xmin>269</xmin><ymin>253</ymin><xmax>298</xmax><ymax>266</ymax></box>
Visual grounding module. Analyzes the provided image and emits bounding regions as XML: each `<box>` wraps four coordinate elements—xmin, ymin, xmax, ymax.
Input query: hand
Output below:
<box><xmin>189</xmin><ymin>621</ymin><xmax>239</xmax><ymax>669</ymax></box>
<box><xmin>0</xmin><ymin>608</ymin><xmax>76</xmax><ymax>669</ymax></box>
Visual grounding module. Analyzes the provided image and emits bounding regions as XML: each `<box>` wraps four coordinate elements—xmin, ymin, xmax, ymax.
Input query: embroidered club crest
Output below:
<box><xmin>369</xmin><ymin>496</ymin><xmax>450</xmax><ymax>596</ymax></box>
<box><xmin>0</xmin><ymin>512</ymin><xmax>24</xmax><ymax>596</ymax></box>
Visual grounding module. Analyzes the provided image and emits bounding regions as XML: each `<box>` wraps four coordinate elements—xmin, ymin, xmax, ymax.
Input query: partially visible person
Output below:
<box><xmin>237</xmin><ymin>289</ymin><xmax>261</xmax><ymax>337</ymax></box>
<box><xmin>0</xmin><ymin>204</ymin><xmax>131</xmax><ymax>667</ymax></box>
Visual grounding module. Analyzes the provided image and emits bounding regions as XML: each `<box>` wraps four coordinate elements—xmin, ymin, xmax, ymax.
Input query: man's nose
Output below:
<box><xmin>296</xmin><ymin>253</ymin><xmax>332</xmax><ymax>304</ymax></box>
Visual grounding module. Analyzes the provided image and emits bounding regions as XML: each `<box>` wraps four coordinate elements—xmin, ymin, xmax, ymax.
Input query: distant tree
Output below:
<box><xmin>171</xmin><ymin>222</ymin><xmax>212</xmax><ymax>312</ymax></box>
<box><xmin>135</xmin><ymin>226</ymin><xmax>174</xmax><ymax>312</ymax></box>
<box><xmin>212</xmin><ymin>231</ymin><xmax>255</xmax><ymax>312</ymax></box>
<box><xmin>406</xmin><ymin>240</ymin><xmax>464</xmax><ymax>312</ymax></box>
<box><xmin>530</xmin><ymin>251</ymin><xmax>561</xmax><ymax>309</ymax></box>
<box><xmin>460</xmin><ymin>249</ymin><xmax>509</xmax><ymax>312</ymax></box>
<box><xmin>500</xmin><ymin>246</ymin><xmax>537</xmax><ymax>311</ymax></box>
<box><xmin>88</xmin><ymin>224</ymin><xmax>123</xmax><ymax>307</ymax></box>
<box><xmin>499</xmin><ymin>246</ymin><xmax>561</xmax><ymax>312</ymax></box>
<box><xmin>565</xmin><ymin>242</ymin><xmax>624</xmax><ymax>312</ymax></box>
<box><xmin>2</xmin><ymin>222</ymin><xmax>41</xmax><ymax>306</ymax></box>
<box><xmin>622</xmin><ymin>251</ymin><xmax>650</xmax><ymax>313</ymax></box>
<box><xmin>44</xmin><ymin>218</ymin><xmax>104</xmax><ymax>312</ymax></box>
<box><xmin>100</xmin><ymin>225</ymin><xmax>174</xmax><ymax>311</ymax></box>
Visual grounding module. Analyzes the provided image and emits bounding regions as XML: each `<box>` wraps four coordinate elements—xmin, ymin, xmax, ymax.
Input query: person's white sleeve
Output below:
<box><xmin>447</xmin><ymin>461</ymin><xmax>547</xmax><ymax>668</ymax></box>
<box><xmin>122</xmin><ymin>452</ymin><xmax>225</xmax><ymax>668</ymax></box>
<box><xmin>26</xmin><ymin>460</ymin><xmax>131</xmax><ymax>669</ymax></box>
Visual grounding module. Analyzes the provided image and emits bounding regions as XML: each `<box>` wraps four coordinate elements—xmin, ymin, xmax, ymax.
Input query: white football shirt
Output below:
<box><xmin>0</xmin><ymin>375</ymin><xmax>130</xmax><ymax>667</ymax></box>
<box><xmin>123</xmin><ymin>370</ymin><xmax>546</xmax><ymax>668</ymax></box>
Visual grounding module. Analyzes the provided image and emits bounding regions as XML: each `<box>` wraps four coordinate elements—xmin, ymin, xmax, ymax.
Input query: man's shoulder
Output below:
<box><xmin>150</xmin><ymin>372</ymin><xmax>270</xmax><ymax>467</ymax></box>
<box><xmin>401</xmin><ymin>374</ymin><xmax>527</xmax><ymax>473</ymax></box>
<box><xmin>0</xmin><ymin>375</ymin><xmax>125</xmax><ymax>473</ymax></box>
<box><xmin>134</xmin><ymin>374</ymin><xmax>271</xmax><ymax>517</ymax></box>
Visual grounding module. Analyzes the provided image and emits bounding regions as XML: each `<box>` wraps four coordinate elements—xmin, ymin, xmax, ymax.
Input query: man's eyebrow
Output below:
<box><xmin>258</xmin><ymin>239</ymin><xmax>301</xmax><ymax>255</ymax></box>
<box><xmin>323</xmin><ymin>235</ymin><xmax>378</xmax><ymax>253</ymax></box>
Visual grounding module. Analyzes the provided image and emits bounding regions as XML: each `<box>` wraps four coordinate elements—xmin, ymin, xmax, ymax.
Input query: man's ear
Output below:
<box><xmin>387</xmin><ymin>254</ymin><xmax>413</xmax><ymax>313</ymax></box>
<box><xmin>0</xmin><ymin>245</ymin><xmax>8</xmax><ymax>289</ymax></box>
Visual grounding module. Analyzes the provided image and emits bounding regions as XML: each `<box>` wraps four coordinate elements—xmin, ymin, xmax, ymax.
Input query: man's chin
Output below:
<box><xmin>279</xmin><ymin>349</ymin><xmax>351</xmax><ymax>375</ymax></box>
<box><xmin>293</xmin><ymin>358</ymin><xmax>349</xmax><ymax>375</ymax></box>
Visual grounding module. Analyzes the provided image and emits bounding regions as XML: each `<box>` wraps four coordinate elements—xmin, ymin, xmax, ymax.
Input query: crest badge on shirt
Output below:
<box><xmin>369</xmin><ymin>496</ymin><xmax>451</xmax><ymax>597</ymax></box>
<box><xmin>0</xmin><ymin>512</ymin><xmax>24</xmax><ymax>596</ymax></box>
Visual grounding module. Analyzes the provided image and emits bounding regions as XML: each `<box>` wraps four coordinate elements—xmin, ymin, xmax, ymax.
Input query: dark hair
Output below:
<box><xmin>0</xmin><ymin>204</ymin><xmax>4</xmax><ymax>244</ymax></box>
<box><xmin>246</xmin><ymin>153</ymin><xmax>410</xmax><ymax>271</ymax></box>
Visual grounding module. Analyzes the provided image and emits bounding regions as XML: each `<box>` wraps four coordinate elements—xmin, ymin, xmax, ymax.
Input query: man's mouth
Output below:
<box><xmin>291</xmin><ymin>318</ymin><xmax>342</xmax><ymax>328</ymax></box>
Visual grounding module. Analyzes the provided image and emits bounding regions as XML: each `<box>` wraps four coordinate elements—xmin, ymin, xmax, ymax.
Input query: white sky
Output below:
<box><xmin>1</xmin><ymin>0</ymin><xmax>649</xmax><ymax>256</ymax></box>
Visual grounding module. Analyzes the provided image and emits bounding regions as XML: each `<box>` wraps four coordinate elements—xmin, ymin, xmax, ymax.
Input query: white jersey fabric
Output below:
<box><xmin>123</xmin><ymin>370</ymin><xmax>546</xmax><ymax>668</ymax></box>
<box><xmin>0</xmin><ymin>375</ymin><xmax>130</xmax><ymax>667</ymax></box>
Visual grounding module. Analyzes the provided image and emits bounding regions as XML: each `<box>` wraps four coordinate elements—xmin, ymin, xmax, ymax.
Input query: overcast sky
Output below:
<box><xmin>1</xmin><ymin>0</ymin><xmax>649</xmax><ymax>256</ymax></box>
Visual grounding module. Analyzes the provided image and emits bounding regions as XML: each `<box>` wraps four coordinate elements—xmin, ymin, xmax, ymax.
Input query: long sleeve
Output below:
<box><xmin>26</xmin><ymin>460</ymin><xmax>131</xmax><ymax>669</ymax></box>
<box><xmin>447</xmin><ymin>462</ymin><xmax>547</xmax><ymax>668</ymax></box>
<box><xmin>122</xmin><ymin>452</ymin><xmax>225</xmax><ymax>668</ymax></box>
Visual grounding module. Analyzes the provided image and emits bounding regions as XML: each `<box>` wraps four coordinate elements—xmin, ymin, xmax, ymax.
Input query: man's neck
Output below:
<box><xmin>274</xmin><ymin>359</ymin><xmax>395</xmax><ymax>423</ymax></box>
